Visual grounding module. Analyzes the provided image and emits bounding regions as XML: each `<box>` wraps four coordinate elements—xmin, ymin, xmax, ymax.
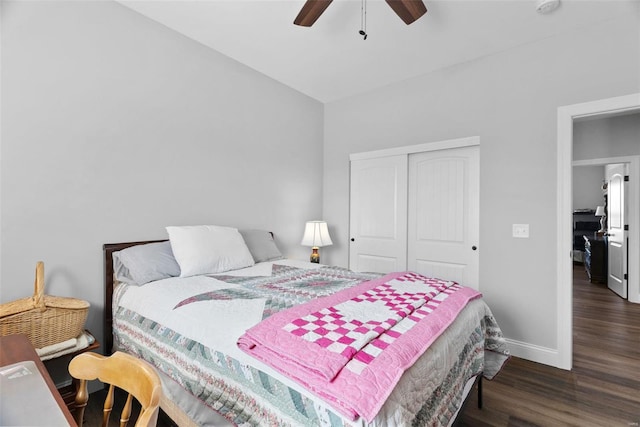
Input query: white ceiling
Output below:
<box><xmin>117</xmin><ymin>0</ymin><xmax>637</xmax><ymax>103</ymax></box>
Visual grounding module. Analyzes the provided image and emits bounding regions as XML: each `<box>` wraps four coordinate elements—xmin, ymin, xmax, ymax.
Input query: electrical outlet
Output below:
<box><xmin>513</xmin><ymin>224</ymin><xmax>530</xmax><ymax>238</ymax></box>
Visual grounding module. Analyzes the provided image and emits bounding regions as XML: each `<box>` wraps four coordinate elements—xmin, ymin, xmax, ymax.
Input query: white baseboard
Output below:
<box><xmin>505</xmin><ymin>338</ymin><xmax>565</xmax><ymax>369</ymax></box>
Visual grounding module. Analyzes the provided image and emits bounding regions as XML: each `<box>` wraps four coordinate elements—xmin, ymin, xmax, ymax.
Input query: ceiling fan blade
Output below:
<box><xmin>385</xmin><ymin>0</ymin><xmax>427</xmax><ymax>25</ymax></box>
<box><xmin>294</xmin><ymin>0</ymin><xmax>334</xmax><ymax>27</ymax></box>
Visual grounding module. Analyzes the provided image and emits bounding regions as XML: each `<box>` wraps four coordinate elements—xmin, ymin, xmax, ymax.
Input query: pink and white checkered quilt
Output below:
<box><xmin>237</xmin><ymin>271</ymin><xmax>482</xmax><ymax>422</ymax></box>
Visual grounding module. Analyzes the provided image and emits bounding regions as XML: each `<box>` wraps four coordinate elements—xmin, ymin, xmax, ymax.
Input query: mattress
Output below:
<box><xmin>112</xmin><ymin>259</ymin><xmax>509</xmax><ymax>426</ymax></box>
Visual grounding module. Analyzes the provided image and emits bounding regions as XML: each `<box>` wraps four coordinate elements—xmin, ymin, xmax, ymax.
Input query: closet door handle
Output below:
<box><xmin>472</xmin><ymin>246</ymin><xmax>477</xmax><ymax>251</ymax></box>
<box><xmin>351</xmin><ymin>238</ymin><xmax>355</xmax><ymax>242</ymax></box>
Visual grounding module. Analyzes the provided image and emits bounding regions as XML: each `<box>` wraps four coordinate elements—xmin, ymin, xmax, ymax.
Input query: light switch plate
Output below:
<box><xmin>513</xmin><ymin>224</ymin><xmax>530</xmax><ymax>238</ymax></box>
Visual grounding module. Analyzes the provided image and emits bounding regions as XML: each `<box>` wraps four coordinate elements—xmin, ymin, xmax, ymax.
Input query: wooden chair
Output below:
<box><xmin>68</xmin><ymin>351</ymin><xmax>162</xmax><ymax>427</ymax></box>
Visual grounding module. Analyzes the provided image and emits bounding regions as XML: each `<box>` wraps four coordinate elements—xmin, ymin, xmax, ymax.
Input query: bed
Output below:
<box><xmin>103</xmin><ymin>226</ymin><xmax>509</xmax><ymax>427</ymax></box>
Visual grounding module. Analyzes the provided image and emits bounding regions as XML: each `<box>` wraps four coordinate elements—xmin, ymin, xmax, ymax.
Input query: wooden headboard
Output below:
<box><xmin>103</xmin><ymin>240</ymin><xmax>166</xmax><ymax>355</ymax></box>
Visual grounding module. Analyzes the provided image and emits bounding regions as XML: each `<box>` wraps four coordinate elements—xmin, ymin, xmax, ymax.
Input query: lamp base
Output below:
<box><xmin>599</xmin><ymin>216</ymin><xmax>606</xmax><ymax>233</ymax></box>
<box><xmin>310</xmin><ymin>247</ymin><xmax>320</xmax><ymax>264</ymax></box>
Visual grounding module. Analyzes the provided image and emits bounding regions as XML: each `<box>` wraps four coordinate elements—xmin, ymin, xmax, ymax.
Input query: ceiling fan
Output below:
<box><xmin>294</xmin><ymin>0</ymin><xmax>427</xmax><ymax>27</ymax></box>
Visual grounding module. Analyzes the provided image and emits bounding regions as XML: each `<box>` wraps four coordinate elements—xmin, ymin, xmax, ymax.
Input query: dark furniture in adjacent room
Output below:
<box><xmin>573</xmin><ymin>210</ymin><xmax>600</xmax><ymax>263</ymax></box>
<box><xmin>584</xmin><ymin>235</ymin><xmax>607</xmax><ymax>284</ymax></box>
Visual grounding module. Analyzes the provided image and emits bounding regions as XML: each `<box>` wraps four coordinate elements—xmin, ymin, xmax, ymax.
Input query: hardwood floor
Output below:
<box><xmin>459</xmin><ymin>265</ymin><xmax>640</xmax><ymax>427</ymax></box>
<box><xmin>83</xmin><ymin>266</ymin><xmax>639</xmax><ymax>426</ymax></box>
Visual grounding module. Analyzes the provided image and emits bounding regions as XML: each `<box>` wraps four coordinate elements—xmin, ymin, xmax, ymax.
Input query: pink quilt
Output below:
<box><xmin>238</xmin><ymin>271</ymin><xmax>482</xmax><ymax>422</ymax></box>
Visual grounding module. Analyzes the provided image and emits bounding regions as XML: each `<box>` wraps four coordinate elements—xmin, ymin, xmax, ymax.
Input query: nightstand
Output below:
<box><xmin>42</xmin><ymin>330</ymin><xmax>100</xmax><ymax>411</ymax></box>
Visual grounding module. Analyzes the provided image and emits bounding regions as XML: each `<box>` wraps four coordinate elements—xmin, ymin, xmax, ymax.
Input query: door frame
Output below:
<box><xmin>349</xmin><ymin>136</ymin><xmax>479</xmax><ymax>162</ymax></box>
<box><xmin>557</xmin><ymin>93</ymin><xmax>640</xmax><ymax>370</ymax></box>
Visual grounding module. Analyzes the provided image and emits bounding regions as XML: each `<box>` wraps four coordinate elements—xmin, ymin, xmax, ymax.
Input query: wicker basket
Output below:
<box><xmin>0</xmin><ymin>261</ymin><xmax>89</xmax><ymax>349</ymax></box>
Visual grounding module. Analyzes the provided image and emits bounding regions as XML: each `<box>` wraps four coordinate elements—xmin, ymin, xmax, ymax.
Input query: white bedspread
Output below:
<box><xmin>113</xmin><ymin>260</ymin><xmax>509</xmax><ymax>426</ymax></box>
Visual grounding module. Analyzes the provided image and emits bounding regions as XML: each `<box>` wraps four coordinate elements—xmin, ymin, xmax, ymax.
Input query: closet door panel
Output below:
<box><xmin>408</xmin><ymin>146</ymin><xmax>479</xmax><ymax>288</ymax></box>
<box><xmin>349</xmin><ymin>156</ymin><xmax>408</xmax><ymax>273</ymax></box>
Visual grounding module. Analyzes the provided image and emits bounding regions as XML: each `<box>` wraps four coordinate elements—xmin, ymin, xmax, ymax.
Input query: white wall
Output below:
<box><xmin>0</xmin><ymin>0</ymin><xmax>324</xmax><ymax>353</ymax></box>
<box><xmin>322</xmin><ymin>7</ymin><xmax>639</xmax><ymax>365</ymax></box>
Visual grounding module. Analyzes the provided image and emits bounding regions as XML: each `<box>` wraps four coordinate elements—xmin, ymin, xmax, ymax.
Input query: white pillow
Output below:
<box><xmin>166</xmin><ymin>225</ymin><xmax>255</xmax><ymax>277</ymax></box>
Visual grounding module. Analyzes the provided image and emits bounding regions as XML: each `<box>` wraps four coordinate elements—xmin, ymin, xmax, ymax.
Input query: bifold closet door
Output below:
<box><xmin>349</xmin><ymin>155</ymin><xmax>408</xmax><ymax>273</ymax></box>
<box><xmin>408</xmin><ymin>146</ymin><xmax>479</xmax><ymax>289</ymax></box>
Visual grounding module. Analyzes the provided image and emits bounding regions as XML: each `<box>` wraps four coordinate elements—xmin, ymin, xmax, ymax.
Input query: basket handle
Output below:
<box><xmin>33</xmin><ymin>261</ymin><xmax>45</xmax><ymax>309</ymax></box>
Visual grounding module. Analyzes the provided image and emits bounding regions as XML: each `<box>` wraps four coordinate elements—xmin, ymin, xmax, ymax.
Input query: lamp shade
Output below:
<box><xmin>301</xmin><ymin>221</ymin><xmax>333</xmax><ymax>248</ymax></box>
<box><xmin>595</xmin><ymin>206</ymin><xmax>605</xmax><ymax>217</ymax></box>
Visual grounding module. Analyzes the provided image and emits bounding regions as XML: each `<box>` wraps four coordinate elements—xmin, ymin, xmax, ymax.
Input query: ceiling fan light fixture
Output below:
<box><xmin>536</xmin><ymin>0</ymin><xmax>561</xmax><ymax>15</ymax></box>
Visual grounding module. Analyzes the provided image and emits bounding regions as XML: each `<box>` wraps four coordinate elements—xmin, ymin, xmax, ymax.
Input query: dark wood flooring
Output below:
<box><xmin>459</xmin><ymin>265</ymin><xmax>640</xmax><ymax>427</ymax></box>
<box><xmin>83</xmin><ymin>266</ymin><xmax>640</xmax><ymax>426</ymax></box>
<box><xmin>80</xmin><ymin>387</ymin><xmax>175</xmax><ymax>427</ymax></box>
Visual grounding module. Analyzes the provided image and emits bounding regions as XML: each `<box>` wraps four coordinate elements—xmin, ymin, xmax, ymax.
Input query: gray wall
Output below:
<box><xmin>574</xmin><ymin>113</ymin><xmax>640</xmax><ymax>161</ymax></box>
<box><xmin>572</xmin><ymin>112</ymin><xmax>640</xmax><ymax>222</ymax></box>
<box><xmin>0</xmin><ymin>0</ymin><xmax>324</xmax><ymax>353</ymax></box>
<box><xmin>2</xmin><ymin>0</ymin><xmax>638</xmax><ymax>371</ymax></box>
<box><xmin>572</xmin><ymin>166</ymin><xmax>605</xmax><ymax>212</ymax></box>
<box><xmin>322</xmin><ymin>8</ymin><xmax>639</xmax><ymax>356</ymax></box>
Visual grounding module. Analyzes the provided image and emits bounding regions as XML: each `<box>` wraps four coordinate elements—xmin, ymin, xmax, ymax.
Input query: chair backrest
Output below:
<box><xmin>68</xmin><ymin>351</ymin><xmax>162</xmax><ymax>427</ymax></box>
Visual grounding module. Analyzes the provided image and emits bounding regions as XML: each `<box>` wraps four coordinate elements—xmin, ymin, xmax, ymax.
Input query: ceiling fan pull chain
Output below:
<box><xmin>359</xmin><ymin>0</ymin><xmax>368</xmax><ymax>40</ymax></box>
<box><xmin>364</xmin><ymin>0</ymin><xmax>367</xmax><ymax>38</ymax></box>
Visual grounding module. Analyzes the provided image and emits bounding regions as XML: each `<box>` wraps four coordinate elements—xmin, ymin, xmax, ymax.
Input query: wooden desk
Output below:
<box><xmin>0</xmin><ymin>334</ymin><xmax>77</xmax><ymax>426</ymax></box>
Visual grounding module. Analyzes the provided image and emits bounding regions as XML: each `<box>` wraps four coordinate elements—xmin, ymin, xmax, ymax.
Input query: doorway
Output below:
<box><xmin>557</xmin><ymin>93</ymin><xmax>640</xmax><ymax>370</ymax></box>
<box><xmin>573</xmin><ymin>159</ymin><xmax>635</xmax><ymax>299</ymax></box>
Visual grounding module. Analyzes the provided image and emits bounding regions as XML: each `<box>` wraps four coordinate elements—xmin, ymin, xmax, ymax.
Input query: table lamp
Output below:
<box><xmin>301</xmin><ymin>221</ymin><xmax>333</xmax><ymax>263</ymax></box>
<box><xmin>595</xmin><ymin>205</ymin><xmax>606</xmax><ymax>234</ymax></box>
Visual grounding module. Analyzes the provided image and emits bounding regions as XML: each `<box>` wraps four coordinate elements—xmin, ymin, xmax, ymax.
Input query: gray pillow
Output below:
<box><xmin>113</xmin><ymin>241</ymin><xmax>181</xmax><ymax>285</ymax></box>
<box><xmin>239</xmin><ymin>229</ymin><xmax>284</xmax><ymax>263</ymax></box>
